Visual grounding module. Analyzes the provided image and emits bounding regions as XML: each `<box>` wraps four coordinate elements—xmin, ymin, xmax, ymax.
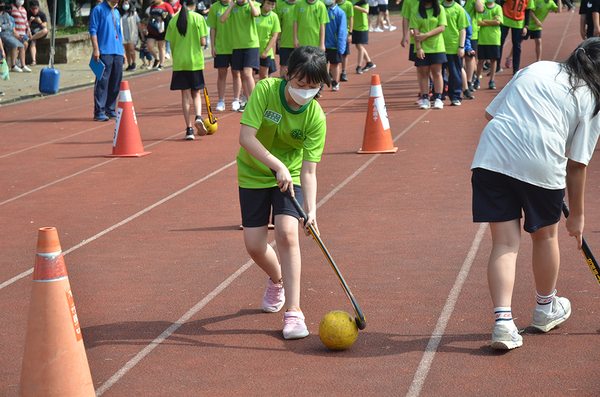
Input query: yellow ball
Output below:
<box><xmin>319</xmin><ymin>310</ymin><xmax>358</xmax><ymax>350</ymax></box>
<box><xmin>204</xmin><ymin>118</ymin><xmax>218</xmax><ymax>135</ymax></box>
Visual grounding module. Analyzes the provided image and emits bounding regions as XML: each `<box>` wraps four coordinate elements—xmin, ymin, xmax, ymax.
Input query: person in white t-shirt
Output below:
<box><xmin>471</xmin><ymin>38</ymin><xmax>600</xmax><ymax>351</ymax></box>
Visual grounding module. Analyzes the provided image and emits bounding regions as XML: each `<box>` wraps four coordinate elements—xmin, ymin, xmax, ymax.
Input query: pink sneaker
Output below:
<box><xmin>283</xmin><ymin>310</ymin><xmax>309</xmax><ymax>339</ymax></box>
<box><xmin>262</xmin><ymin>278</ymin><xmax>285</xmax><ymax>313</ymax></box>
<box><xmin>505</xmin><ymin>57</ymin><xmax>512</xmax><ymax>69</ymax></box>
<box><xmin>415</xmin><ymin>97</ymin><xmax>424</xmax><ymax>105</ymax></box>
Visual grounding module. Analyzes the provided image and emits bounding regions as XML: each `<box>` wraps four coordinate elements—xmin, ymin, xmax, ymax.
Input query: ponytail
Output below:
<box><xmin>561</xmin><ymin>37</ymin><xmax>600</xmax><ymax>117</ymax></box>
<box><xmin>176</xmin><ymin>1</ymin><xmax>189</xmax><ymax>36</ymax></box>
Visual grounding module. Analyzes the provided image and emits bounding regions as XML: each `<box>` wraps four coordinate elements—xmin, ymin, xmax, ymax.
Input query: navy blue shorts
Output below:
<box><xmin>232</xmin><ymin>48</ymin><xmax>260</xmax><ymax>71</ymax></box>
<box><xmin>477</xmin><ymin>44</ymin><xmax>501</xmax><ymax>61</ymax></box>
<box><xmin>378</xmin><ymin>3</ymin><xmax>388</xmax><ymax>12</ymax></box>
<box><xmin>279</xmin><ymin>47</ymin><xmax>294</xmax><ymax>66</ymax></box>
<box><xmin>471</xmin><ymin>168</ymin><xmax>564</xmax><ymax>233</ymax></box>
<box><xmin>523</xmin><ymin>29</ymin><xmax>542</xmax><ymax>40</ymax></box>
<box><xmin>414</xmin><ymin>52</ymin><xmax>447</xmax><ymax>67</ymax></box>
<box><xmin>343</xmin><ymin>43</ymin><xmax>350</xmax><ymax>56</ymax></box>
<box><xmin>409</xmin><ymin>43</ymin><xmax>416</xmax><ymax>62</ymax></box>
<box><xmin>352</xmin><ymin>30</ymin><xmax>368</xmax><ymax>45</ymax></box>
<box><xmin>259</xmin><ymin>56</ymin><xmax>278</xmax><ymax>74</ymax></box>
<box><xmin>170</xmin><ymin>70</ymin><xmax>205</xmax><ymax>91</ymax></box>
<box><xmin>326</xmin><ymin>48</ymin><xmax>343</xmax><ymax>64</ymax></box>
<box><xmin>214</xmin><ymin>53</ymin><xmax>232</xmax><ymax>69</ymax></box>
<box><xmin>239</xmin><ymin>185</ymin><xmax>304</xmax><ymax>228</ymax></box>
<box><xmin>369</xmin><ymin>6</ymin><xmax>379</xmax><ymax>15</ymax></box>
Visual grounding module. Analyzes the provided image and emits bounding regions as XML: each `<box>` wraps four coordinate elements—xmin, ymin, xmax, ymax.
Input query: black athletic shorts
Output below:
<box><xmin>214</xmin><ymin>53</ymin><xmax>232</xmax><ymax>69</ymax></box>
<box><xmin>239</xmin><ymin>185</ymin><xmax>304</xmax><ymax>228</ymax></box>
<box><xmin>471</xmin><ymin>168</ymin><xmax>564</xmax><ymax>233</ymax></box>
<box><xmin>326</xmin><ymin>48</ymin><xmax>343</xmax><ymax>64</ymax></box>
<box><xmin>170</xmin><ymin>70</ymin><xmax>205</xmax><ymax>91</ymax></box>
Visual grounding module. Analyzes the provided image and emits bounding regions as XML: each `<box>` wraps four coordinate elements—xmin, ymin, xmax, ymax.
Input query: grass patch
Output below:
<box><xmin>54</xmin><ymin>26</ymin><xmax>89</xmax><ymax>37</ymax></box>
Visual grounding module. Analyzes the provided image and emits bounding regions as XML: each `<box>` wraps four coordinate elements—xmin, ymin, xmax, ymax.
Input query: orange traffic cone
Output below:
<box><xmin>105</xmin><ymin>80</ymin><xmax>151</xmax><ymax>157</ymax></box>
<box><xmin>19</xmin><ymin>227</ymin><xmax>95</xmax><ymax>397</ymax></box>
<box><xmin>357</xmin><ymin>74</ymin><xmax>398</xmax><ymax>154</ymax></box>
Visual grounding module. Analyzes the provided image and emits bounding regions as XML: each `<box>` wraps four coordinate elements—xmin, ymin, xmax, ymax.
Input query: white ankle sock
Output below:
<box><xmin>494</xmin><ymin>307</ymin><xmax>517</xmax><ymax>331</ymax></box>
<box><xmin>536</xmin><ymin>290</ymin><xmax>556</xmax><ymax>314</ymax></box>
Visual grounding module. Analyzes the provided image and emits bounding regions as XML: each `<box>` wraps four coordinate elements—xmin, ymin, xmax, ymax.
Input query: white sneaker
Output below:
<box><xmin>388</xmin><ymin>25</ymin><xmax>397</xmax><ymax>32</ymax></box>
<box><xmin>373</xmin><ymin>27</ymin><xmax>384</xmax><ymax>33</ymax></box>
<box><xmin>22</xmin><ymin>65</ymin><xmax>32</xmax><ymax>72</ymax></box>
<box><xmin>231</xmin><ymin>100</ymin><xmax>240</xmax><ymax>111</ymax></box>
<box><xmin>433</xmin><ymin>98</ymin><xmax>444</xmax><ymax>109</ymax></box>
<box><xmin>165</xmin><ymin>52</ymin><xmax>171</xmax><ymax>59</ymax></box>
<box><xmin>491</xmin><ymin>323</ymin><xmax>523</xmax><ymax>350</ymax></box>
<box><xmin>419</xmin><ymin>98</ymin><xmax>430</xmax><ymax>109</ymax></box>
<box><xmin>11</xmin><ymin>65</ymin><xmax>23</xmax><ymax>73</ymax></box>
<box><xmin>532</xmin><ymin>296</ymin><xmax>571</xmax><ymax>332</ymax></box>
<box><xmin>368</xmin><ymin>27</ymin><xmax>374</xmax><ymax>32</ymax></box>
<box><xmin>215</xmin><ymin>101</ymin><xmax>225</xmax><ymax>111</ymax></box>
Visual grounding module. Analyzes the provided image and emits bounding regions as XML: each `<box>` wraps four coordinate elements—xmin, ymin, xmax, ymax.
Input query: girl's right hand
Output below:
<box><xmin>566</xmin><ymin>214</ymin><xmax>584</xmax><ymax>250</ymax></box>
<box><xmin>275</xmin><ymin>167</ymin><xmax>294</xmax><ymax>197</ymax></box>
<box><xmin>417</xmin><ymin>48</ymin><xmax>425</xmax><ymax>60</ymax></box>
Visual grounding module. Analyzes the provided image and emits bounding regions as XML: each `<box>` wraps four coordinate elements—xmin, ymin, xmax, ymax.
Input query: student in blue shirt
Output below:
<box><xmin>89</xmin><ymin>0</ymin><xmax>124</xmax><ymax>122</ymax></box>
<box><xmin>324</xmin><ymin>0</ymin><xmax>347</xmax><ymax>91</ymax></box>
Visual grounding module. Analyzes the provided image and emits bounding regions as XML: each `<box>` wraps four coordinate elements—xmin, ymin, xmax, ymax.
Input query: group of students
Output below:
<box><xmin>0</xmin><ymin>0</ymin><xmax>48</xmax><ymax>73</ymax></box>
<box><xmin>400</xmin><ymin>0</ymin><xmax>563</xmax><ymax>109</ymax></box>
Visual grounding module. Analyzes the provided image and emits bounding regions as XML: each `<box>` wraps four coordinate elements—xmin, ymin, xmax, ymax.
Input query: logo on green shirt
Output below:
<box><xmin>291</xmin><ymin>129</ymin><xmax>304</xmax><ymax>139</ymax></box>
<box><xmin>264</xmin><ymin>109</ymin><xmax>282</xmax><ymax>123</ymax></box>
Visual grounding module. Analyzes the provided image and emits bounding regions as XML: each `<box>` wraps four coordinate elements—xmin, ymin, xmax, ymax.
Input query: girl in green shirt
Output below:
<box><xmin>165</xmin><ymin>0</ymin><xmax>209</xmax><ymax>140</ymax></box>
<box><xmin>237</xmin><ymin>46</ymin><xmax>331</xmax><ymax>340</ymax></box>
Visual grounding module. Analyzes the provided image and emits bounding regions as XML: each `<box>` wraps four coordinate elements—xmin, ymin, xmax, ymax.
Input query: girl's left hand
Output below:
<box><xmin>302</xmin><ymin>211</ymin><xmax>319</xmax><ymax>236</ymax></box>
<box><xmin>417</xmin><ymin>48</ymin><xmax>425</xmax><ymax>59</ymax></box>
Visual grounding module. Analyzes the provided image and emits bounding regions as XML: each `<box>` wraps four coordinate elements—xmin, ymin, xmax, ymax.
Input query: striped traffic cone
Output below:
<box><xmin>105</xmin><ymin>80</ymin><xmax>151</xmax><ymax>157</ymax></box>
<box><xmin>358</xmin><ymin>74</ymin><xmax>398</xmax><ymax>154</ymax></box>
<box><xmin>19</xmin><ymin>227</ymin><xmax>95</xmax><ymax>397</ymax></box>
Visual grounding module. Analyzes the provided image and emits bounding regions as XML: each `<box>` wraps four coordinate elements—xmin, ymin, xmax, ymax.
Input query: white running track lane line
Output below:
<box><xmin>552</xmin><ymin>11</ymin><xmax>574</xmax><ymax>62</ymax></box>
<box><xmin>405</xmin><ymin>223</ymin><xmax>487</xmax><ymax>397</ymax></box>
<box><xmin>405</xmin><ymin>21</ymin><xmax>573</xmax><ymax>396</ymax></box>
<box><xmin>0</xmin><ymin>161</ymin><xmax>236</xmax><ymax>291</ymax></box>
<box><xmin>0</xmin><ymin>111</ymin><xmax>240</xmax><ymax>206</ymax></box>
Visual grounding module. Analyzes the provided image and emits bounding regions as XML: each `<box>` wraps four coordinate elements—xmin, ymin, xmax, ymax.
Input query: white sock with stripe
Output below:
<box><xmin>494</xmin><ymin>307</ymin><xmax>517</xmax><ymax>331</ymax></box>
<box><xmin>535</xmin><ymin>290</ymin><xmax>556</xmax><ymax>314</ymax></box>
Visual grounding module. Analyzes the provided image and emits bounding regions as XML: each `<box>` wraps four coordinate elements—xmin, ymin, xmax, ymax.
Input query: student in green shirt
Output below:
<box><xmin>441</xmin><ymin>0</ymin><xmax>469</xmax><ymax>106</ymax></box>
<box><xmin>221</xmin><ymin>0</ymin><xmax>261</xmax><ymax>111</ymax></box>
<box><xmin>207</xmin><ymin>0</ymin><xmax>238</xmax><ymax>111</ymax></box>
<box><xmin>337</xmin><ymin>0</ymin><xmax>354</xmax><ymax>81</ymax></box>
<box><xmin>165</xmin><ymin>0</ymin><xmax>209</xmax><ymax>140</ymax></box>
<box><xmin>475</xmin><ymin>0</ymin><xmax>502</xmax><ymax>90</ymax></box>
<box><xmin>462</xmin><ymin>0</ymin><xmax>484</xmax><ymax>93</ymax></box>
<box><xmin>257</xmin><ymin>0</ymin><xmax>281</xmax><ymax>79</ymax></box>
<box><xmin>352</xmin><ymin>0</ymin><xmax>376</xmax><ymax>74</ymax></box>
<box><xmin>275</xmin><ymin>0</ymin><xmax>299</xmax><ymax>76</ymax></box>
<box><xmin>523</xmin><ymin>0</ymin><xmax>561</xmax><ymax>62</ymax></box>
<box><xmin>237</xmin><ymin>46</ymin><xmax>331</xmax><ymax>340</ymax></box>
<box><xmin>410</xmin><ymin>0</ymin><xmax>447</xmax><ymax>109</ymax></box>
<box><xmin>292</xmin><ymin>0</ymin><xmax>329</xmax><ymax>52</ymax></box>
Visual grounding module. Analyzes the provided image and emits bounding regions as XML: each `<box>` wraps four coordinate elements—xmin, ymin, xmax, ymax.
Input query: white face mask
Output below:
<box><xmin>16</xmin><ymin>0</ymin><xmax>24</xmax><ymax>6</ymax></box>
<box><xmin>288</xmin><ymin>84</ymin><xmax>320</xmax><ymax>106</ymax></box>
<box><xmin>122</xmin><ymin>3</ymin><xmax>130</xmax><ymax>10</ymax></box>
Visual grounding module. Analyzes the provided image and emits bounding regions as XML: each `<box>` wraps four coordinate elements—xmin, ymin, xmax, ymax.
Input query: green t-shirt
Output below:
<box><xmin>292</xmin><ymin>0</ymin><xmax>330</xmax><ymax>47</ymax></box>
<box><xmin>501</xmin><ymin>0</ymin><xmax>534</xmax><ymax>29</ymax></box>
<box><xmin>528</xmin><ymin>0</ymin><xmax>558</xmax><ymax>31</ymax></box>
<box><xmin>237</xmin><ymin>78</ymin><xmax>327</xmax><ymax>189</ymax></box>
<box><xmin>165</xmin><ymin>11</ymin><xmax>209</xmax><ymax>71</ymax></box>
<box><xmin>351</xmin><ymin>1</ymin><xmax>369</xmax><ymax>31</ymax></box>
<box><xmin>477</xmin><ymin>3</ymin><xmax>503</xmax><ymax>45</ymax></box>
<box><xmin>229</xmin><ymin>1</ymin><xmax>260</xmax><ymax>49</ymax></box>
<box><xmin>275</xmin><ymin>0</ymin><xmax>299</xmax><ymax>48</ymax></box>
<box><xmin>441</xmin><ymin>2</ymin><xmax>470</xmax><ymax>54</ymax></box>
<box><xmin>409</xmin><ymin>6</ymin><xmax>447</xmax><ymax>54</ymax></box>
<box><xmin>256</xmin><ymin>11</ymin><xmax>281</xmax><ymax>57</ymax></box>
<box><xmin>463</xmin><ymin>0</ymin><xmax>479</xmax><ymax>40</ymax></box>
<box><xmin>337</xmin><ymin>0</ymin><xmax>354</xmax><ymax>32</ymax></box>
<box><xmin>207</xmin><ymin>1</ymin><xmax>233</xmax><ymax>55</ymax></box>
<box><xmin>400</xmin><ymin>0</ymin><xmax>419</xmax><ymax>44</ymax></box>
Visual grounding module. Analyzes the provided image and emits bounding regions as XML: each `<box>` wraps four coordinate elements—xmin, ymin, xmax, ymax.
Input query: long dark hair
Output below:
<box><xmin>119</xmin><ymin>0</ymin><xmax>135</xmax><ymax>16</ymax></box>
<box><xmin>176</xmin><ymin>0</ymin><xmax>197</xmax><ymax>36</ymax></box>
<box><xmin>561</xmin><ymin>38</ymin><xmax>600</xmax><ymax>117</ymax></box>
<box><xmin>418</xmin><ymin>0</ymin><xmax>440</xmax><ymax>19</ymax></box>
<box><xmin>286</xmin><ymin>46</ymin><xmax>332</xmax><ymax>88</ymax></box>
